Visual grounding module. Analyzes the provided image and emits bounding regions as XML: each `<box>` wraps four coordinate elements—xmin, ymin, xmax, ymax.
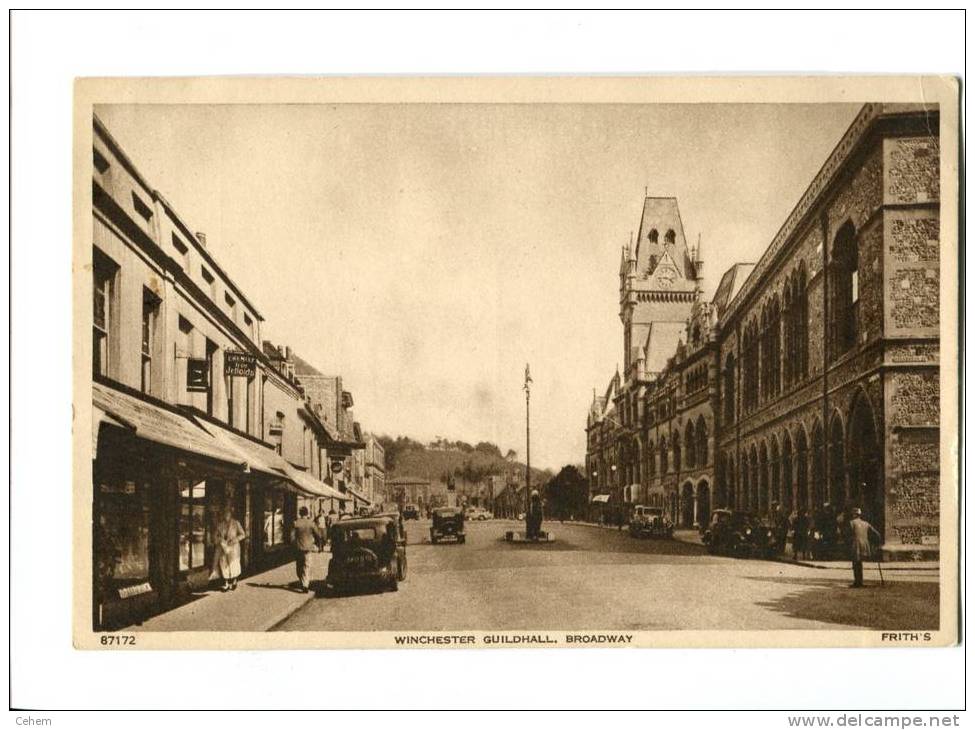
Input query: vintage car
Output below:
<box><xmin>702</xmin><ymin>510</ymin><xmax>777</xmax><ymax>559</ymax></box>
<box><xmin>430</xmin><ymin>506</ymin><xmax>466</xmax><ymax>544</ymax></box>
<box><xmin>628</xmin><ymin>505</ymin><xmax>673</xmax><ymax>539</ymax></box>
<box><xmin>325</xmin><ymin>514</ymin><xmax>407</xmax><ymax>595</ymax></box>
<box><xmin>401</xmin><ymin>504</ymin><xmax>420</xmax><ymax>520</ymax></box>
<box><xmin>701</xmin><ymin>509</ymin><xmax>748</xmax><ymax>556</ymax></box>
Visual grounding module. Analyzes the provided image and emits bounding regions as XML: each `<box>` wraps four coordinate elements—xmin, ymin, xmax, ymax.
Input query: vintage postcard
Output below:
<box><xmin>72</xmin><ymin>76</ymin><xmax>959</xmax><ymax>650</ymax></box>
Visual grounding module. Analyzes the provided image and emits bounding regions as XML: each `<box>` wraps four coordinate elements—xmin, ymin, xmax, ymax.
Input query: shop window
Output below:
<box><xmin>141</xmin><ymin>288</ymin><xmax>160</xmax><ymax>394</ymax></box>
<box><xmin>178</xmin><ymin>479</ymin><xmax>208</xmax><ymax>572</ymax></box>
<box><xmin>95</xmin><ymin>480</ymin><xmax>150</xmax><ymax>598</ymax></box>
<box><xmin>263</xmin><ymin>490</ymin><xmax>286</xmax><ymax>547</ymax></box>
<box><xmin>93</xmin><ymin>251</ymin><xmax>118</xmax><ymax>378</ymax></box>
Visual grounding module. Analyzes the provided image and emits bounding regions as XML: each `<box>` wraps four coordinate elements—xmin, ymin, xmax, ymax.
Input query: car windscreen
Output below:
<box><xmin>333</xmin><ymin>526</ymin><xmax>382</xmax><ymax>544</ymax></box>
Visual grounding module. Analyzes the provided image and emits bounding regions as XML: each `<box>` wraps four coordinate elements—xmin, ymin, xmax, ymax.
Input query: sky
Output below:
<box><xmin>96</xmin><ymin>103</ymin><xmax>860</xmax><ymax>470</ymax></box>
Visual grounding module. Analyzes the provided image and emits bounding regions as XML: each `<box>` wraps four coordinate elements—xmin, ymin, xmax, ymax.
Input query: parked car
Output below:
<box><xmin>702</xmin><ymin>509</ymin><xmax>749</xmax><ymax>557</ymax></box>
<box><xmin>430</xmin><ymin>506</ymin><xmax>466</xmax><ymax>544</ymax></box>
<box><xmin>467</xmin><ymin>508</ymin><xmax>492</xmax><ymax>521</ymax></box>
<box><xmin>744</xmin><ymin>518</ymin><xmax>778</xmax><ymax>559</ymax></box>
<box><xmin>325</xmin><ymin>514</ymin><xmax>407</xmax><ymax>595</ymax></box>
<box><xmin>629</xmin><ymin>505</ymin><xmax>673</xmax><ymax>539</ymax></box>
<box><xmin>402</xmin><ymin>504</ymin><xmax>420</xmax><ymax>520</ymax></box>
<box><xmin>702</xmin><ymin>509</ymin><xmax>777</xmax><ymax>559</ymax></box>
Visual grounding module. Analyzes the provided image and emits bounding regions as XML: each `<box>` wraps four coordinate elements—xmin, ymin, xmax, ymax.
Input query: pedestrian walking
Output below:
<box><xmin>211</xmin><ymin>506</ymin><xmax>247</xmax><ymax>592</ymax></box>
<box><xmin>292</xmin><ymin>506</ymin><xmax>323</xmax><ymax>593</ymax></box>
<box><xmin>848</xmin><ymin>507</ymin><xmax>882</xmax><ymax>588</ymax></box>
<box><xmin>792</xmin><ymin>508</ymin><xmax>809</xmax><ymax>561</ymax></box>
<box><xmin>314</xmin><ymin>508</ymin><xmax>328</xmax><ymax>552</ymax></box>
<box><xmin>772</xmin><ymin>502</ymin><xmax>788</xmax><ymax>555</ymax></box>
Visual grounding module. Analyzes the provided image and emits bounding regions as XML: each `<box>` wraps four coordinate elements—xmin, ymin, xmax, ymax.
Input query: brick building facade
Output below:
<box><xmin>586</xmin><ymin>103</ymin><xmax>941</xmax><ymax>559</ymax></box>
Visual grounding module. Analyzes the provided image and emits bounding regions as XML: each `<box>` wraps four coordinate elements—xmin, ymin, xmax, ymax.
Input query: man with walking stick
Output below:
<box><xmin>848</xmin><ymin>507</ymin><xmax>882</xmax><ymax>588</ymax></box>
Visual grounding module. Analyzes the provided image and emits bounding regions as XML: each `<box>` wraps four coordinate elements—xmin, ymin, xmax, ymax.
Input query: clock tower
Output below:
<box><xmin>618</xmin><ymin>197</ymin><xmax>702</xmax><ymax>378</ymax></box>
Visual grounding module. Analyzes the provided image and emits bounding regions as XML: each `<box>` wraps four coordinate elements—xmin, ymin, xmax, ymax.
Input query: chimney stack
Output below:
<box><xmin>195</xmin><ymin>232</ymin><xmax>207</xmax><ymax>248</ymax></box>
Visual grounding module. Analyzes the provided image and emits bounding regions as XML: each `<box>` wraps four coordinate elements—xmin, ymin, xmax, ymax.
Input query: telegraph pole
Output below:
<box><xmin>524</xmin><ymin>363</ymin><xmax>532</xmax><ymax>521</ymax></box>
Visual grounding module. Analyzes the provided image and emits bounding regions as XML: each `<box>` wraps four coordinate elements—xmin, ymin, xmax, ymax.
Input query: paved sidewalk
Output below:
<box><xmin>134</xmin><ymin>552</ymin><xmax>329</xmax><ymax>632</ymax></box>
<box><xmin>667</xmin><ymin>528</ymin><xmax>939</xmax><ymax>571</ymax></box>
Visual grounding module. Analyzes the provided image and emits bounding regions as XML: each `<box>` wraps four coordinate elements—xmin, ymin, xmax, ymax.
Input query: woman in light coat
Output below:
<box><xmin>212</xmin><ymin>506</ymin><xmax>247</xmax><ymax>591</ymax></box>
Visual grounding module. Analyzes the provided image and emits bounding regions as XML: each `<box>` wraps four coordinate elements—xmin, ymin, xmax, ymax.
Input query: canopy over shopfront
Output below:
<box><xmin>93</xmin><ymin>381</ymin><xmax>341</xmax><ymax>499</ymax></box>
<box><xmin>281</xmin><ymin>462</ymin><xmax>346</xmax><ymax>500</ymax></box>
<box><xmin>347</xmin><ymin>485</ymin><xmax>371</xmax><ymax>506</ymax></box>
<box><xmin>93</xmin><ymin>381</ymin><xmax>243</xmax><ymax>467</ymax></box>
<box><xmin>591</xmin><ymin>494</ymin><xmax>611</xmax><ymax>504</ymax></box>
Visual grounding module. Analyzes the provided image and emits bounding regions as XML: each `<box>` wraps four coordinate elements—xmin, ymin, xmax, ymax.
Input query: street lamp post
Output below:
<box><xmin>524</xmin><ymin>363</ymin><xmax>532</xmax><ymax>524</ymax></box>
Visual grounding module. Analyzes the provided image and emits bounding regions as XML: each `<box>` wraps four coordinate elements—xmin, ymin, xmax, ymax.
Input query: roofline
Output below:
<box><xmin>718</xmin><ymin>103</ymin><xmax>936</xmax><ymax>325</ymax></box>
<box><xmin>93</xmin><ymin>114</ymin><xmax>266</xmax><ymax>322</ymax></box>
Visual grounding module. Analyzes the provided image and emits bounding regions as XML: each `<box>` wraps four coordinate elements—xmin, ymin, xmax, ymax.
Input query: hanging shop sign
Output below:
<box><xmin>186</xmin><ymin>358</ymin><xmax>210</xmax><ymax>392</ymax></box>
<box><xmin>224</xmin><ymin>350</ymin><xmax>257</xmax><ymax>378</ymax></box>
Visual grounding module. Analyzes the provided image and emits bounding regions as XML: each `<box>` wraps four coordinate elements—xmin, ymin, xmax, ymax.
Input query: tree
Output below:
<box><xmin>543</xmin><ymin>465</ymin><xmax>588</xmax><ymax>521</ymax></box>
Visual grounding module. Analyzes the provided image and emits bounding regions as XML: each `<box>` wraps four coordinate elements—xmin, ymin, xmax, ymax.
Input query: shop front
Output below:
<box><xmin>91</xmin><ymin>381</ymin><xmax>317</xmax><ymax>630</ymax></box>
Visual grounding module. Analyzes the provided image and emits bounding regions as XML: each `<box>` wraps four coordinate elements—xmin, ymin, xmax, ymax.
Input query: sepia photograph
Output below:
<box><xmin>72</xmin><ymin>77</ymin><xmax>958</xmax><ymax>650</ymax></box>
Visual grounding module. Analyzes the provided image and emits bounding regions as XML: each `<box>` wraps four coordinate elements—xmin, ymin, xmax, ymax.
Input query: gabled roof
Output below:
<box><xmin>712</xmin><ymin>263</ymin><xmax>756</xmax><ymax>318</ymax></box>
<box><xmin>642</xmin><ymin>321</ymin><xmax>688</xmax><ymax>375</ymax></box>
<box><xmin>633</xmin><ymin>197</ymin><xmax>695</xmax><ymax>283</ymax></box>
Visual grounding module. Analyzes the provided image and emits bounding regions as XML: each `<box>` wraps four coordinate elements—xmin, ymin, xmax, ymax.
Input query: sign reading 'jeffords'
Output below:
<box><xmin>224</xmin><ymin>350</ymin><xmax>257</xmax><ymax>378</ymax></box>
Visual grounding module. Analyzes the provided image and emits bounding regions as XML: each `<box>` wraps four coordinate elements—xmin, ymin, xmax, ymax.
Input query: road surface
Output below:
<box><xmin>276</xmin><ymin>519</ymin><xmax>938</xmax><ymax>632</ymax></box>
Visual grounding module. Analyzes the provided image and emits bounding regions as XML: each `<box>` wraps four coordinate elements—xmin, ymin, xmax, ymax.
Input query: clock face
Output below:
<box><xmin>656</xmin><ymin>265</ymin><xmax>677</xmax><ymax>289</ymax></box>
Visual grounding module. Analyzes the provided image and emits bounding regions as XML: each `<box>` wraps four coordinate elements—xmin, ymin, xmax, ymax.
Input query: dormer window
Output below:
<box><xmin>665</xmin><ymin>229</ymin><xmax>676</xmax><ymax>245</ymax></box>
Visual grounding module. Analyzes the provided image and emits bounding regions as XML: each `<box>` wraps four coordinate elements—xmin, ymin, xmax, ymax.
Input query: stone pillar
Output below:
<box><xmin>692</xmin><ymin>484</ymin><xmax>699</xmax><ymax>528</ymax></box>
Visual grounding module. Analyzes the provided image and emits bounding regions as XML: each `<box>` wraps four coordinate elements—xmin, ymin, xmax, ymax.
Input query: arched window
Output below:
<box><xmin>768</xmin><ymin>296</ymin><xmax>781</xmax><ymax>397</ymax></box>
<box><xmin>781</xmin><ymin>432</ymin><xmax>794</xmax><ymax>512</ymax></box>
<box><xmin>648</xmin><ymin>229</ymin><xmax>659</xmax><ymax>243</ymax></box>
<box><xmin>749</xmin><ymin>446</ymin><xmax>759</xmax><ymax>511</ymax></box>
<box><xmin>829</xmin><ymin>415</ymin><xmax>846</xmax><ymax>507</ymax></box>
<box><xmin>696</xmin><ymin>416</ymin><xmax>708</xmax><ymax>467</ymax></box>
<box><xmin>811</xmin><ymin>421</ymin><xmax>825</xmax><ymax>508</ymax></box>
<box><xmin>848</xmin><ymin>393</ymin><xmax>883</xmax><ymax>534</ymax></box>
<box><xmin>673</xmin><ymin>431</ymin><xmax>682</xmax><ymax>472</ymax></box>
<box><xmin>830</xmin><ymin>222</ymin><xmax>858</xmax><ymax>358</ymax></box>
<box><xmin>796</xmin><ymin>428</ymin><xmax>809</xmax><ymax>511</ymax></box>
<box><xmin>659</xmin><ymin>435</ymin><xmax>668</xmax><ymax>474</ymax></box>
<box><xmin>770</xmin><ymin>438</ymin><xmax>781</xmax><ymax>507</ymax></box>
<box><xmin>797</xmin><ymin>265</ymin><xmax>808</xmax><ymax>378</ymax></box>
<box><xmin>664</xmin><ymin>229</ymin><xmax>675</xmax><ymax>245</ymax></box>
<box><xmin>783</xmin><ymin>277</ymin><xmax>795</xmax><ymax>386</ymax></box>
<box><xmin>684</xmin><ymin>421</ymin><xmax>696</xmax><ymax>469</ymax></box>
<box><xmin>760</xmin><ymin>307</ymin><xmax>770</xmax><ymax>401</ymax></box>
<box><xmin>759</xmin><ymin>442</ymin><xmax>770</xmax><ymax>514</ymax></box>
<box><xmin>742</xmin><ymin>321</ymin><xmax>760</xmax><ymax>413</ymax></box>
<box><xmin>723</xmin><ymin>353</ymin><xmax>736</xmax><ymax>425</ymax></box>
<box><xmin>647</xmin><ymin>440</ymin><xmax>656</xmax><ymax>477</ymax></box>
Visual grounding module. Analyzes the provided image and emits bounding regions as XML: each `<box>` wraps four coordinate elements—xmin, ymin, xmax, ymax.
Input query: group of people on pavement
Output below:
<box><xmin>209</xmin><ymin>504</ymin><xmax>363</xmax><ymax>594</ymax></box>
<box><xmin>772</xmin><ymin>500</ymin><xmax>882</xmax><ymax>587</ymax></box>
